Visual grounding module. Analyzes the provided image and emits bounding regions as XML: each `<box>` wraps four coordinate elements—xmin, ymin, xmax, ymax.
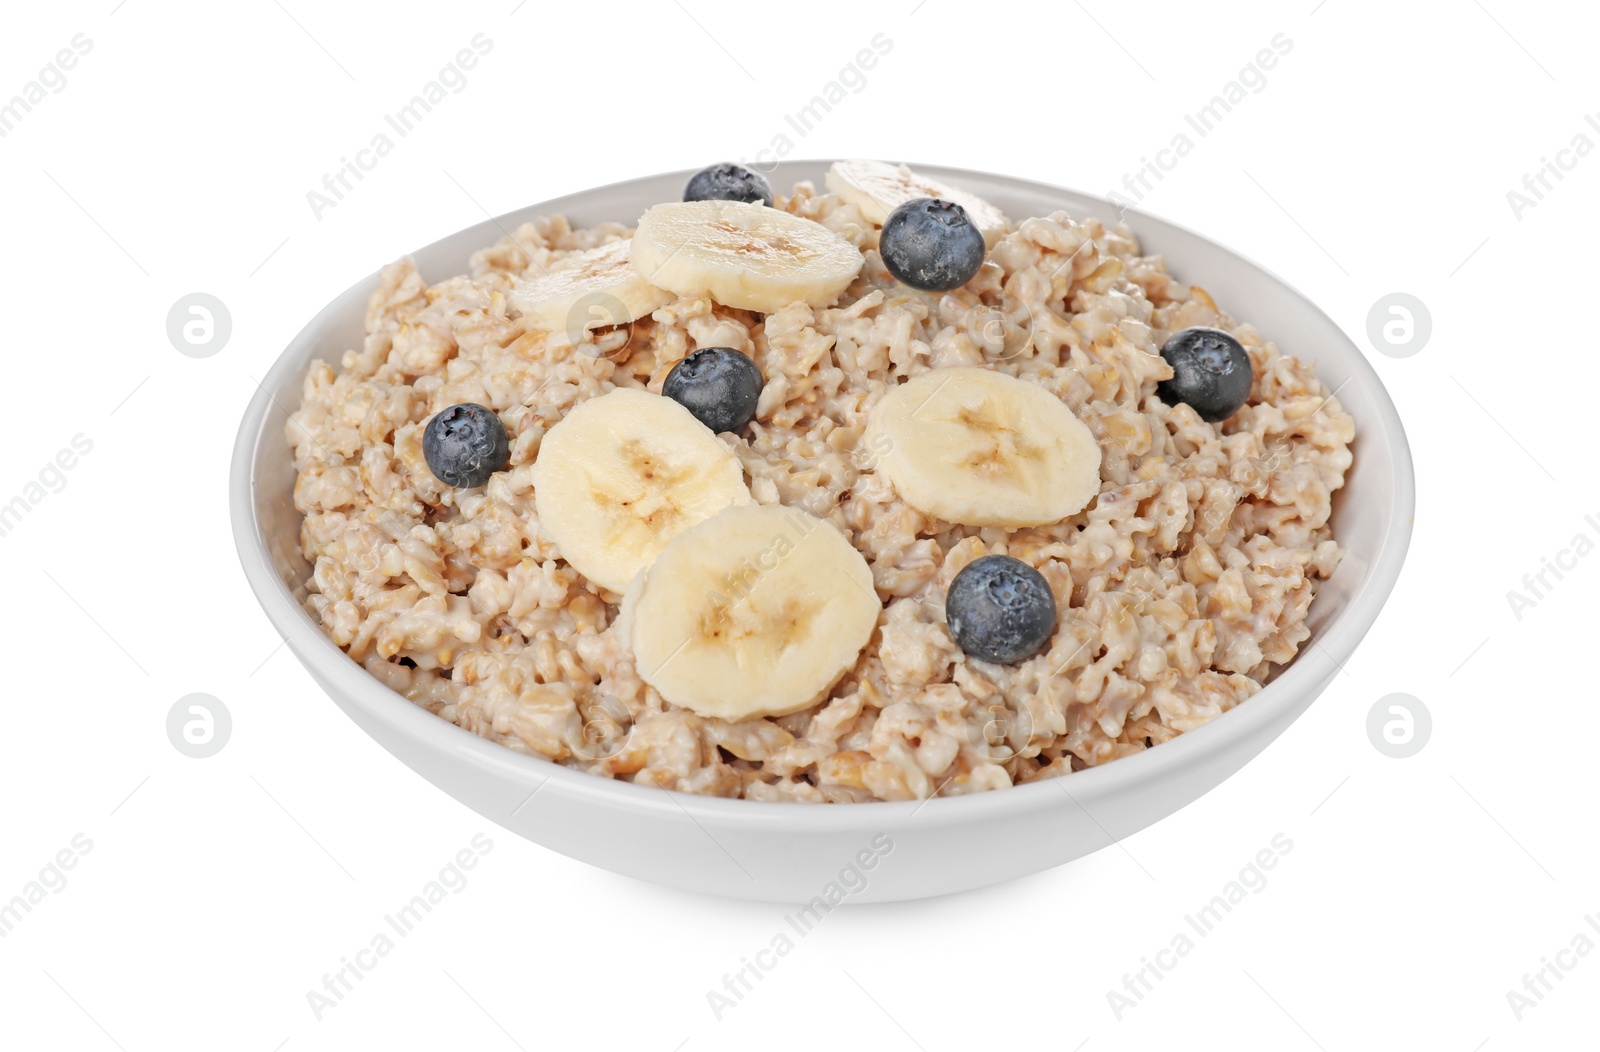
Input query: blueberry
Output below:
<box><xmin>945</xmin><ymin>555</ymin><xmax>1057</xmax><ymax>665</ymax></box>
<box><xmin>422</xmin><ymin>403</ymin><xmax>509</xmax><ymax>488</ymax></box>
<box><xmin>663</xmin><ymin>348</ymin><xmax>763</xmax><ymax>434</ymax></box>
<box><xmin>1155</xmin><ymin>327</ymin><xmax>1253</xmax><ymax>423</ymax></box>
<box><xmin>683</xmin><ymin>163</ymin><xmax>774</xmax><ymax>208</ymax></box>
<box><xmin>879</xmin><ymin>197</ymin><xmax>986</xmax><ymax>292</ymax></box>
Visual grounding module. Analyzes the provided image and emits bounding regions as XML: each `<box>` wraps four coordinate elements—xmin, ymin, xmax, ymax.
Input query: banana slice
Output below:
<box><xmin>532</xmin><ymin>388</ymin><xmax>751</xmax><ymax>593</ymax></box>
<box><xmin>631</xmin><ymin>200</ymin><xmax>864</xmax><ymax>313</ymax></box>
<box><xmin>510</xmin><ymin>239</ymin><xmax>674</xmax><ymax>337</ymax></box>
<box><xmin>825</xmin><ymin>159</ymin><xmax>1010</xmax><ymax>248</ymax></box>
<box><xmin>626</xmin><ymin>504</ymin><xmax>881</xmax><ymax>721</ymax></box>
<box><xmin>866</xmin><ymin>367</ymin><xmax>1102</xmax><ymax>527</ymax></box>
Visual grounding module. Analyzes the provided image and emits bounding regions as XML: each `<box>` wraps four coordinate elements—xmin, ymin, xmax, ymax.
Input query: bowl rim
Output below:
<box><xmin>230</xmin><ymin>160</ymin><xmax>1415</xmax><ymax>833</ymax></box>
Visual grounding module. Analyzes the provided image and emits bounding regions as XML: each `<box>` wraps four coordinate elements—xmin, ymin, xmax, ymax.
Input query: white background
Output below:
<box><xmin>2</xmin><ymin>1</ymin><xmax>1592</xmax><ymax>1048</ymax></box>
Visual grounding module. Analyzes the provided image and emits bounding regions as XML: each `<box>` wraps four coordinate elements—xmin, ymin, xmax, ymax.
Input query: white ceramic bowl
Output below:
<box><xmin>231</xmin><ymin>161</ymin><xmax>1413</xmax><ymax>903</ymax></box>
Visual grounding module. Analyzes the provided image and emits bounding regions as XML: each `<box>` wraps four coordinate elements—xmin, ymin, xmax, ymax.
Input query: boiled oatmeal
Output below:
<box><xmin>287</xmin><ymin>160</ymin><xmax>1354</xmax><ymax>803</ymax></box>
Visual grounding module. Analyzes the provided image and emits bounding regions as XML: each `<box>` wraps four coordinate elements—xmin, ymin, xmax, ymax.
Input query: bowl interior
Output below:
<box><xmin>238</xmin><ymin>160</ymin><xmax>1412</xmax><ymax>820</ymax></box>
